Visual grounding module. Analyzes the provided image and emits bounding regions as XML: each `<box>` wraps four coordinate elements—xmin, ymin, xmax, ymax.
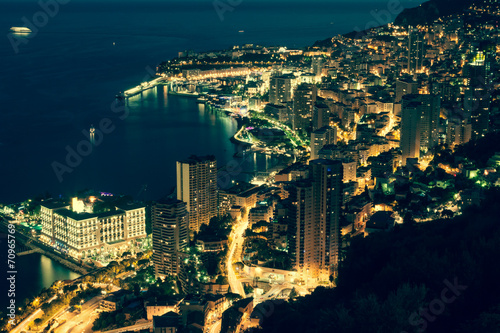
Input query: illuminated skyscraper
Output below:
<box><xmin>287</xmin><ymin>180</ymin><xmax>313</xmax><ymax>279</ymax></box>
<box><xmin>310</xmin><ymin>126</ymin><xmax>337</xmax><ymax>160</ymax></box>
<box><xmin>447</xmin><ymin>115</ymin><xmax>472</xmax><ymax>147</ymax></box>
<box><xmin>464</xmin><ymin>52</ymin><xmax>491</xmax><ymax>140</ymax></box>
<box><xmin>176</xmin><ymin>155</ymin><xmax>217</xmax><ymax>232</ymax></box>
<box><xmin>400</xmin><ymin>94</ymin><xmax>440</xmax><ymax>165</ymax></box>
<box><xmin>395</xmin><ymin>78</ymin><xmax>418</xmax><ymax>103</ymax></box>
<box><xmin>312</xmin><ymin>103</ymin><xmax>330</xmax><ymax>131</ymax></box>
<box><xmin>288</xmin><ymin>160</ymin><xmax>343</xmax><ymax>283</ymax></box>
<box><xmin>408</xmin><ymin>28</ymin><xmax>424</xmax><ymax>74</ymax></box>
<box><xmin>152</xmin><ymin>199</ymin><xmax>189</xmax><ymax>278</ymax></box>
<box><xmin>400</xmin><ymin>95</ymin><xmax>422</xmax><ymax>166</ymax></box>
<box><xmin>293</xmin><ymin>83</ymin><xmax>317</xmax><ymax>130</ymax></box>
<box><xmin>310</xmin><ymin>160</ymin><xmax>343</xmax><ymax>281</ymax></box>
<box><xmin>311</xmin><ymin>56</ymin><xmax>324</xmax><ymax>76</ymax></box>
<box><xmin>417</xmin><ymin>94</ymin><xmax>441</xmax><ymax>152</ymax></box>
<box><xmin>269</xmin><ymin>75</ymin><xmax>294</xmax><ymax>105</ymax></box>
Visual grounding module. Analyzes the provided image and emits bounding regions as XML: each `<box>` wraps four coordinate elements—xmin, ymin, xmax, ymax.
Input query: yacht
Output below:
<box><xmin>197</xmin><ymin>95</ymin><xmax>207</xmax><ymax>104</ymax></box>
<box><xmin>10</xmin><ymin>27</ymin><xmax>32</xmax><ymax>33</ymax></box>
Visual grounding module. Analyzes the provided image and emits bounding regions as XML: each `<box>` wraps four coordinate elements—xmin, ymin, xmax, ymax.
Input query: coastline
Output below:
<box><xmin>0</xmin><ymin>220</ymin><xmax>90</xmax><ymax>276</ymax></box>
<box><xmin>31</xmin><ymin>247</ymin><xmax>89</xmax><ymax>276</ymax></box>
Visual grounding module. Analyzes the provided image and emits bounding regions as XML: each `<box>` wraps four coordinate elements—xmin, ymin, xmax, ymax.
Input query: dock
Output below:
<box><xmin>123</xmin><ymin>76</ymin><xmax>167</xmax><ymax>98</ymax></box>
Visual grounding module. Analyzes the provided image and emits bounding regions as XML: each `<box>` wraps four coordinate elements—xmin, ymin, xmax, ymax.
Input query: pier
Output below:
<box><xmin>123</xmin><ymin>76</ymin><xmax>168</xmax><ymax>98</ymax></box>
<box><xmin>17</xmin><ymin>248</ymin><xmax>40</xmax><ymax>256</ymax></box>
<box><xmin>121</xmin><ymin>67</ymin><xmax>252</xmax><ymax>99</ymax></box>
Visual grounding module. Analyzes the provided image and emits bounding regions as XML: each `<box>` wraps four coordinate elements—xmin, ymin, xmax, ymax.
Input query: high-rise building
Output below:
<box><xmin>408</xmin><ymin>28</ymin><xmax>424</xmax><ymax>74</ymax></box>
<box><xmin>177</xmin><ymin>155</ymin><xmax>217</xmax><ymax>232</ymax></box>
<box><xmin>400</xmin><ymin>95</ymin><xmax>422</xmax><ymax>166</ymax></box>
<box><xmin>310</xmin><ymin>126</ymin><xmax>337</xmax><ymax>160</ymax></box>
<box><xmin>288</xmin><ymin>160</ymin><xmax>343</xmax><ymax>283</ymax></box>
<box><xmin>311</xmin><ymin>57</ymin><xmax>324</xmax><ymax>77</ymax></box>
<box><xmin>417</xmin><ymin>94</ymin><xmax>441</xmax><ymax>152</ymax></box>
<box><xmin>312</xmin><ymin>103</ymin><xmax>330</xmax><ymax>131</ymax></box>
<box><xmin>286</xmin><ymin>180</ymin><xmax>313</xmax><ymax>275</ymax></box>
<box><xmin>447</xmin><ymin>115</ymin><xmax>472</xmax><ymax>147</ymax></box>
<box><xmin>152</xmin><ymin>199</ymin><xmax>189</xmax><ymax>278</ymax></box>
<box><xmin>293</xmin><ymin>83</ymin><xmax>317</xmax><ymax>130</ymax></box>
<box><xmin>309</xmin><ymin>159</ymin><xmax>343</xmax><ymax>281</ymax></box>
<box><xmin>464</xmin><ymin>52</ymin><xmax>491</xmax><ymax>140</ymax></box>
<box><xmin>400</xmin><ymin>94</ymin><xmax>440</xmax><ymax>165</ymax></box>
<box><xmin>342</xmin><ymin>159</ymin><xmax>357</xmax><ymax>183</ymax></box>
<box><xmin>395</xmin><ymin>78</ymin><xmax>418</xmax><ymax>103</ymax></box>
<box><xmin>269</xmin><ymin>75</ymin><xmax>295</xmax><ymax>105</ymax></box>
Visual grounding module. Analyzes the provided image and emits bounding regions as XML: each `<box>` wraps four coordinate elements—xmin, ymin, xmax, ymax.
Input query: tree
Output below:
<box><xmin>34</xmin><ymin>318</ymin><xmax>43</xmax><ymax>329</ymax></box>
<box><xmin>133</xmin><ymin>283</ymin><xmax>140</xmax><ymax>297</ymax></box>
<box><xmin>216</xmin><ymin>275</ymin><xmax>229</xmax><ymax>285</ymax></box>
<box><xmin>225</xmin><ymin>293</ymin><xmax>242</xmax><ymax>302</ymax></box>
<box><xmin>441</xmin><ymin>209</ymin><xmax>454</xmax><ymax>219</ymax></box>
<box><xmin>403</xmin><ymin>212</ymin><xmax>416</xmax><ymax>226</ymax></box>
<box><xmin>70</xmin><ymin>296</ymin><xmax>82</xmax><ymax>306</ymax></box>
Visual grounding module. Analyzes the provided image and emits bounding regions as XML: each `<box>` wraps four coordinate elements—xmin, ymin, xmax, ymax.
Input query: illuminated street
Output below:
<box><xmin>226</xmin><ymin>214</ymin><xmax>249</xmax><ymax>298</ymax></box>
<box><xmin>54</xmin><ymin>295</ymin><xmax>104</xmax><ymax>333</ymax></box>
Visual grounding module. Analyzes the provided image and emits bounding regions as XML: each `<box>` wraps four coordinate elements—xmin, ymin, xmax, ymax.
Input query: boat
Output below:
<box><xmin>10</xmin><ymin>27</ymin><xmax>32</xmax><ymax>33</ymax></box>
<box><xmin>90</xmin><ymin>125</ymin><xmax>95</xmax><ymax>134</ymax></box>
<box><xmin>168</xmin><ymin>90</ymin><xmax>199</xmax><ymax>97</ymax></box>
<box><xmin>197</xmin><ymin>96</ymin><xmax>207</xmax><ymax>104</ymax></box>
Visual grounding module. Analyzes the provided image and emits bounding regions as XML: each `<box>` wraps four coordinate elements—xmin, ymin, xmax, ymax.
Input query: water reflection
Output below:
<box><xmin>11</xmin><ymin>253</ymin><xmax>80</xmax><ymax>308</ymax></box>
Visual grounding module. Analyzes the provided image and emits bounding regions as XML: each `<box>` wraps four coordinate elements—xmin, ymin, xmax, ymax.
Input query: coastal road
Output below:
<box><xmin>10</xmin><ymin>294</ymin><xmax>58</xmax><ymax>333</ymax></box>
<box><xmin>54</xmin><ymin>295</ymin><xmax>104</xmax><ymax>333</ymax></box>
<box><xmin>67</xmin><ymin>311</ymin><xmax>99</xmax><ymax>333</ymax></box>
<box><xmin>253</xmin><ymin>113</ymin><xmax>306</xmax><ymax>146</ymax></box>
<box><xmin>94</xmin><ymin>321</ymin><xmax>152</xmax><ymax>333</ymax></box>
<box><xmin>227</xmin><ymin>214</ymin><xmax>249</xmax><ymax>297</ymax></box>
<box><xmin>10</xmin><ymin>308</ymin><xmax>42</xmax><ymax>333</ymax></box>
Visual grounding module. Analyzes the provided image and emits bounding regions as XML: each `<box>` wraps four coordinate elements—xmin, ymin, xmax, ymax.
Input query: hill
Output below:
<box><xmin>394</xmin><ymin>0</ymin><xmax>474</xmax><ymax>26</ymax></box>
<box><xmin>312</xmin><ymin>0</ymin><xmax>477</xmax><ymax>46</ymax></box>
<box><xmin>257</xmin><ymin>188</ymin><xmax>500</xmax><ymax>333</ymax></box>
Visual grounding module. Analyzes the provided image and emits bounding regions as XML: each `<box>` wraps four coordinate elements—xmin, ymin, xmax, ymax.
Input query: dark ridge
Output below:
<box><xmin>394</xmin><ymin>0</ymin><xmax>474</xmax><ymax>26</ymax></box>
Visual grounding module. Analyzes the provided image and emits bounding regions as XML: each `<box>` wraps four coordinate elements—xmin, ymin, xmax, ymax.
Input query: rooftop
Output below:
<box><xmin>55</xmin><ymin>208</ymin><xmax>126</xmax><ymax>221</ymax></box>
<box><xmin>116</xmin><ymin>202</ymin><xmax>146</xmax><ymax>211</ymax></box>
<box><xmin>178</xmin><ymin>155</ymin><xmax>216</xmax><ymax>165</ymax></box>
<box><xmin>40</xmin><ymin>201</ymin><xmax>69</xmax><ymax>210</ymax></box>
<box><xmin>153</xmin><ymin>311</ymin><xmax>181</xmax><ymax>328</ymax></box>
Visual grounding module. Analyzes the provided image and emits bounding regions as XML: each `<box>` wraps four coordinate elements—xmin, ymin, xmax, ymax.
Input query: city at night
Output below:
<box><xmin>1</xmin><ymin>0</ymin><xmax>500</xmax><ymax>332</ymax></box>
